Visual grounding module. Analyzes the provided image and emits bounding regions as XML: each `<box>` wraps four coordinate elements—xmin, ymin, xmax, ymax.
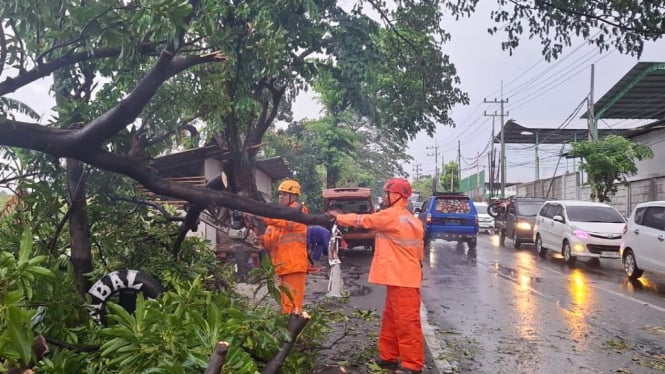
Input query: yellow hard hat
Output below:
<box><xmin>278</xmin><ymin>179</ymin><xmax>301</xmax><ymax>195</ymax></box>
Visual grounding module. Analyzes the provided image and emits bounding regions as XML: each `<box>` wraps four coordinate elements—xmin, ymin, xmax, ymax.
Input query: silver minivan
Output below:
<box><xmin>620</xmin><ymin>201</ymin><xmax>665</xmax><ymax>280</ymax></box>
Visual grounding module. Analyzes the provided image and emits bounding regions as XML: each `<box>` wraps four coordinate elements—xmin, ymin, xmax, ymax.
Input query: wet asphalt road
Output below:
<box><xmin>421</xmin><ymin>233</ymin><xmax>665</xmax><ymax>374</ymax></box>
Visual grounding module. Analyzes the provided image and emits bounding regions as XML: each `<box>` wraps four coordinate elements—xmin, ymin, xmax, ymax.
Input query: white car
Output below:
<box><xmin>473</xmin><ymin>202</ymin><xmax>495</xmax><ymax>234</ymax></box>
<box><xmin>533</xmin><ymin>200</ymin><xmax>626</xmax><ymax>265</ymax></box>
<box><xmin>620</xmin><ymin>201</ymin><xmax>665</xmax><ymax>280</ymax></box>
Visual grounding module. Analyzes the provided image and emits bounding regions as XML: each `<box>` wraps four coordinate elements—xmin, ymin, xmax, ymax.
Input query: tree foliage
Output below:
<box><xmin>439</xmin><ymin>161</ymin><xmax>460</xmax><ymax>192</ymax></box>
<box><xmin>445</xmin><ymin>0</ymin><xmax>665</xmax><ymax>60</ymax></box>
<box><xmin>569</xmin><ymin>135</ymin><xmax>654</xmax><ymax>202</ymax></box>
<box><xmin>0</xmin><ymin>0</ymin><xmax>467</xmax><ymax>226</ymax></box>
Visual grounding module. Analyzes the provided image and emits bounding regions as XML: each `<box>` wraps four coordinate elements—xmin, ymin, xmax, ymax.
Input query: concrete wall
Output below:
<box><xmin>516</xmin><ymin>172</ymin><xmax>665</xmax><ymax>217</ymax></box>
<box><xmin>629</xmin><ymin>127</ymin><xmax>665</xmax><ymax>181</ymax></box>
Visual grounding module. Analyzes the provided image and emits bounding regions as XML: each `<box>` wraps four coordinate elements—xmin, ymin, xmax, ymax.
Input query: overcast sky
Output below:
<box><xmin>292</xmin><ymin>4</ymin><xmax>665</xmax><ymax>184</ymax></box>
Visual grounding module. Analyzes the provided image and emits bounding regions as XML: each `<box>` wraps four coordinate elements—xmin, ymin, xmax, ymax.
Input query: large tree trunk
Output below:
<box><xmin>67</xmin><ymin>159</ymin><xmax>93</xmax><ymax>294</ymax></box>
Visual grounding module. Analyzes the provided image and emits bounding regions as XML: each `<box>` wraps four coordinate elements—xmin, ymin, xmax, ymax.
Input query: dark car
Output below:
<box><xmin>418</xmin><ymin>192</ymin><xmax>478</xmax><ymax>250</ymax></box>
<box><xmin>495</xmin><ymin>197</ymin><xmax>548</xmax><ymax>248</ymax></box>
<box><xmin>322</xmin><ymin>187</ymin><xmax>376</xmax><ymax>250</ymax></box>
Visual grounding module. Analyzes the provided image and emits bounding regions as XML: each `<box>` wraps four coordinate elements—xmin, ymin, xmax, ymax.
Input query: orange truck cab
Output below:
<box><xmin>322</xmin><ymin>187</ymin><xmax>376</xmax><ymax>250</ymax></box>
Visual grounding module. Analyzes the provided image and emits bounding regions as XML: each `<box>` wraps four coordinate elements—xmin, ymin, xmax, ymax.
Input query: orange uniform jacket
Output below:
<box><xmin>261</xmin><ymin>202</ymin><xmax>309</xmax><ymax>276</ymax></box>
<box><xmin>335</xmin><ymin>198</ymin><xmax>424</xmax><ymax>288</ymax></box>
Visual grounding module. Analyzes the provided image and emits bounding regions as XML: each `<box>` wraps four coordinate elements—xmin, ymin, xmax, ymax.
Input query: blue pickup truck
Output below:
<box><xmin>418</xmin><ymin>192</ymin><xmax>479</xmax><ymax>250</ymax></box>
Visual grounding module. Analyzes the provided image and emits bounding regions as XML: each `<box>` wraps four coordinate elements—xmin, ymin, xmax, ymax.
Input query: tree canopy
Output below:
<box><xmin>447</xmin><ymin>0</ymin><xmax>665</xmax><ymax>60</ymax></box>
<box><xmin>569</xmin><ymin>135</ymin><xmax>654</xmax><ymax>202</ymax></box>
<box><xmin>1</xmin><ymin>0</ymin><xmax>470</xmax><ymax>225</ymax></box>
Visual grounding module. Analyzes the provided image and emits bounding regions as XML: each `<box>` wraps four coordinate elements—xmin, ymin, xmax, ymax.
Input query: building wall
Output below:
<box><xmin>254</xmin><ymin>170</ymin><xmax>273</xmax><ymax>202</ymax></box>
<box><xmin>190</xmin><ymin>159</ymin><xmax>277</xmax><ymax>250</ymax></box>
<box><xmin>629</xmin><ymin>127</ymin><xmax>665</xmax><ymax>181</ymax></box>
<box><xmin>516</xmin><ymin>172</ymin><xmax>665</xmax><ymax>217</ymax></box>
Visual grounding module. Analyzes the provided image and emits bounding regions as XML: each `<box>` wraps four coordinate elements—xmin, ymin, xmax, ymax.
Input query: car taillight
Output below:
<box><xmin>622</xmin><ymin>224</ymin><xmax>627</xmax><ymax>235</ymax></box>
<box><xmin>426</xmin><ymin>214</ymin><xmax>431</xmax><ymax>224</ymax></box>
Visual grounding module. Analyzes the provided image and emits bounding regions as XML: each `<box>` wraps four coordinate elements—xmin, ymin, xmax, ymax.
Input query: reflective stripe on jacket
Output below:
<box><xmin>262</xmin><ymin>202</ymin><xmax>309</xmax><ymax>275</ymax></box>
<box><xmin>335</xmin><ymin>198</ymin><xmax>424</xmax><ymax>288</ymax></box>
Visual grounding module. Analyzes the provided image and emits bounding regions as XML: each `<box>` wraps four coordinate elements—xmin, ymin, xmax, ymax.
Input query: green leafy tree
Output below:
<box><xmin>411</xmin><ymin>176</ymin><xmax>434</xmax><ymax>201</ymax></box>
<box><xmin>569</xmin><ymin>135</ymin><xmax>654</xmax><ymax>202</ymax></box>
<box><xmin>440</xmin><ymin>161</ymin><xmax>460</xmax><ymax>192</ymax></box>
<box><xmin>447</xmin><ymin>1</ymin><xmax>665</xmax><ymax>60</ymax></box>
<box><xmin>0</xmin><ymin>0</ymin><xmax>466</xmax><ymax>230</ymax></box>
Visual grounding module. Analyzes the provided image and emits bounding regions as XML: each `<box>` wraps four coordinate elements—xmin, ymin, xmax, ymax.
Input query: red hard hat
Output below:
<box><xmin>383</xmin><ymin>177</ymin><xmax>412</xmax><ymax>198</ymax></box>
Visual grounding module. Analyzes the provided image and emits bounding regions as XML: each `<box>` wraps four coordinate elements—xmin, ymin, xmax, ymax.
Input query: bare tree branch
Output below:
<box><xmin>75</xmin><ymin>51</ymin><xmax>226</xmax><ymax>148</ymax></box>
<box><xmin>0</xmin><ymin>47</ymin><xmax>127</xmax><ymax>95</ymax></box>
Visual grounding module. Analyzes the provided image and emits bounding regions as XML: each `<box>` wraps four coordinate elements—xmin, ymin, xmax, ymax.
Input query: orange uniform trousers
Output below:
<box><xmin>379</xmin><ymin>286</ymin><xmax>424</xmax><ymax>371</ymax></box>
<box><xmin>278</xmin><ymin>272</ymin><xmax>307</xmax><ymax>314</ymax></box>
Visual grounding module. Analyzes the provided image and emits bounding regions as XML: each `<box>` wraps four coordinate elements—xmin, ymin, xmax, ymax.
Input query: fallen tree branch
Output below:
<box><xmin>262</xmin><ymin>312</ymin><xmax>311</xmax><ymax>374</ymax></box>
<box><xmin>204</xmin><ymin>341</ymin><xmax>229</xmax><ymax>374</ymax></box>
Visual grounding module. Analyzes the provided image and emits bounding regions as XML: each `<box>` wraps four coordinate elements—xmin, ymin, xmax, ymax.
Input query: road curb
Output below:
<box><xmin>421</xmin><ymin>302</ymin><xmax>455</xmax><ymax>373</ymax></box>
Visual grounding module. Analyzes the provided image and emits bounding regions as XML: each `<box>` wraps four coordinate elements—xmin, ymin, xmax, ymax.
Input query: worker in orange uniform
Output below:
<box><xmin>328</xmin><ymin>177</ymin><xmax>425</xmax><ymax>374</ymax></box>
<box><xmin>259</xmin><ymin>179</ymin><xmax>309</xmax><ymax>315</ymax></box>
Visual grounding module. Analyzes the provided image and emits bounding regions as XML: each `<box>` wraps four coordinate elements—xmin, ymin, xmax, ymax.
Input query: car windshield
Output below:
<box><xmin>566</xmin><ymin>206</ymin><xmax>625</xmax><ymax>223</ymax></box>
<box><xmin>516</xmin><ymin>203</ymin><xmax>544</xmax><ymax>216</ymax></box>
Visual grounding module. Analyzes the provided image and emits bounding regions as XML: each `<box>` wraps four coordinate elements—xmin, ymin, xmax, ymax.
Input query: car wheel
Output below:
<box><xmin>499</xmin><ymin>230</ymin><xmax>506</xmax><ymax>247</ymax></box>
<box><xmin>455</xmin><ymin>241</ymin><xmax>465</xmax><ymax>253</ymax></box>
<box><xmin>468</xmin><ymin>238</ymin><xmax>477</xmax><ymax>250</ymax></box>
<box><xmin>562</xmin><ymin>241</ymin><xmax>577</xmax><ymax>265</ymax></box>
<box><xmin>623</xmin><ymin>251</ymin><xmax>644</xmax><ymax>280</ymax></box>
<box><xmin>535</xmin><ymin>235</ymin><xmax>546</xmax><ymax>258</ymax></box>
<box><xmin>512</xmin><ymin>231</ymin><xmax>521</xmax><ymax>249</ymax></box>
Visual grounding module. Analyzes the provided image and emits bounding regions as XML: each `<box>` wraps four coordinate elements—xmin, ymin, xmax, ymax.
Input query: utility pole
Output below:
<box><xmin>413</xmin><ymin>163</ymin><xmax>422</xmax><ymax>180</ymax></box>
<box><xmin>484</xmin><ymin>83</ymin><xmax>509</xmax><ymax>197</ymax></box>
<box><xmin>426</xmin><ymin>143</ymin><xmax>439</xmax><ymax>193</ymax></box>
<box><xmin>456</xmin><ymin>140</ymin><xmax>461</xmax><ymax>192</ymax></box>
<box><xmin>476</xmin><ymin>151</ymin><xmax>480</xmax><ymax>200</ymax></box>
<box><xmin>587</xmin><ymin>64</ymin><xmax>596</xmax><ymax>141</ymax></box>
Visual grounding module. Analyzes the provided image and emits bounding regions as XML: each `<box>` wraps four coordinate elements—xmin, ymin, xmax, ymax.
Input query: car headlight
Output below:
<box><xmin>573</xmin><ymin>229</ymin><xmax>590</xmax><ymax>238</ymax></box>
<box><xmin>516</xmin><ymin>221</ymin><xmax>531</xmax><ymax>230</ymax></box>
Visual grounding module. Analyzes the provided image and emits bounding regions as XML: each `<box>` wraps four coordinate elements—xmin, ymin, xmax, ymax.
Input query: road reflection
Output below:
<box><xmin>514</xmin><ymin>252</ymin><xmax>537</xmax><ymax>340</ymax></box>
<box><xmin>565</xmin><ymin>269</ymin><xmax>593</xmax><ymax>344</ymax></box>
<box><xmin>620</xmin><ymin>276</ymin><xmax>660</xmax><ymax>294</ymax></box>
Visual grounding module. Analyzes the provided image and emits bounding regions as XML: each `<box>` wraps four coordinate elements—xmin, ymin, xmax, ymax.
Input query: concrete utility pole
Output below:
<box><xmin>426</xmin><ymin>143</ymin><xmax>439</xmax><ymax>193</ymax></box>
<box><xmin>413</xmin><ymin>163</ymin><xmax>422</xmax><ymax>180</ymax></box>
<box><xmin>450</xmin><ymin>139</ymin><xmax>462</xmax><ymax>191</ymax></box>
<box><xmin>484</xmin><ymin>83</ymin><xmax>509</xmax><ymax>197</ymax></box>
<box><xmin>587</xmin><ymin>64</ymin><xmax>596</xmax><ymax>141</ymax></box>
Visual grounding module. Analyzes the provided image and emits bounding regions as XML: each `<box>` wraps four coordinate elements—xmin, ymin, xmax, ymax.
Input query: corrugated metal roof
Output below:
<box><xmin>494</xmin><ymin>119</ymin><xmax>628</xmax><ymax>144</ymax></box>
<box><xmin>151</xmin><ymin>145</ymin><xmax>291</xmax><ymax>180</ymax></box>
<box><xmin>582</xmin><ymin>62</ymin><xmax>665</xmax><ymax>120</ymax></box>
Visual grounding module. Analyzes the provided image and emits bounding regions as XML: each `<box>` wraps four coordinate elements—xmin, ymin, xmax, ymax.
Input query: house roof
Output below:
<box><xmin>582</xmin><ymin>62</ymin><xmax>665</xmax><ymax>120</ymax></box>
<box><xmin>151</xmin><ymin>145</ymin><xmax>292</xmax><ymax>180</ymax></box>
